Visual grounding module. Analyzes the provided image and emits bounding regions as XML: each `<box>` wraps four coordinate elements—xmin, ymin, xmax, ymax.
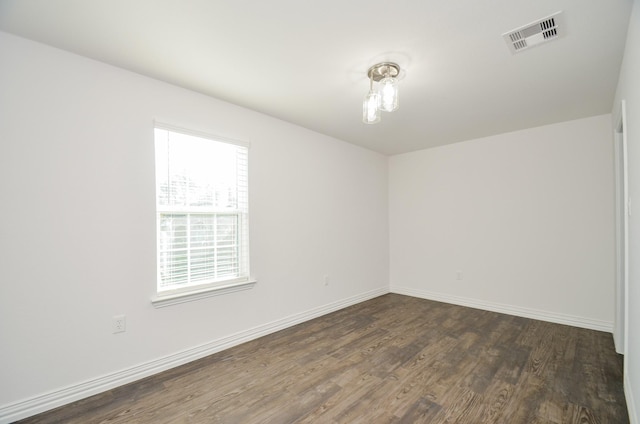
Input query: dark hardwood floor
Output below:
<box><xmin>16</xmin><ymin>294</ymin><xmax>628</xmax><ymax>423</ymax></box>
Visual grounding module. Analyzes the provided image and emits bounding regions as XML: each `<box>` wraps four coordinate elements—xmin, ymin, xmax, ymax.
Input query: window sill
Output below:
<box><xmin>151</xmin><ymin>279</ymin><xmax>257</xmax><ymax>308</ymax></box>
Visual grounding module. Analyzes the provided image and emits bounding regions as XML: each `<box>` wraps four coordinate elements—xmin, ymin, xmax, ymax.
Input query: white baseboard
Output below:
<box><xmin>391</xmin><ymin>286</ymin><xmax>613</xmax><ymax>333</ymax></box>
<box><xmin>627</xmin><ymin>372</ymin><xmax>639</xmax><ymax>424</ymax></box>
<box><xmin>0</xmin><ymin>287</ymin><xmax>389</xmax><ymax>424</ymax></box>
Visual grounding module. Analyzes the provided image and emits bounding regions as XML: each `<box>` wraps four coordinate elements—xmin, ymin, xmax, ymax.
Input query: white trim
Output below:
<box><xmin>153</xmin><ymin>120</ymin><xmax>251</xmax><ymax>149</ymax></box>
<box><xmin>627</xmin><ymin>371</ymin><xmax>639</xmax><ymax>424</ymax></box>
<box><xmin>613</xmin><ymin>99</ymin><xmax>629</xmax><ymax>355</ymax></box>
<box><xmin>151</xmin><ymin>279</ymin><xmax>257</xmax><ymax>308</ymax></box>
<box><xmin>0</xmin><ymin>287</ymin><xmax>389</xmax><ymax>423</ymax></box>
<box><xmin>391</xmin><ymin>285</ymin><xmax>613</xmax><ymax>332</ymax></box>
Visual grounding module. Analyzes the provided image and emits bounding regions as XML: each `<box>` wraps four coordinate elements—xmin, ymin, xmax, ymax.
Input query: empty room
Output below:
<box><xmin>0</xmin><ymin>0</ymin><xmax>639</xmax><ymax>423</ymax></box>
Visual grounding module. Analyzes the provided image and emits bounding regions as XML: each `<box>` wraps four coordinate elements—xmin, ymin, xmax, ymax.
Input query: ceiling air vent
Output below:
<box><xmin>503</xmin><ymin>11</ymin><xmax>563</xmax><ymax>54</ymax></box>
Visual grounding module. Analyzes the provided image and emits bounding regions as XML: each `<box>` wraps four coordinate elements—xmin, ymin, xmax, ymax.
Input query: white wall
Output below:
<box><xmin>0</xmin><ymin>31</ymin><xmax>389</xmax><ymax>420</ymax></box>
<box><xmin>390</xmin><ymin>115</ymin><xmax>615</xmax><ymax>330</ymax></box>
<box><xmin>614</xmin><ymin>0</ymin><xmax>640</xmax><ymax>421</ymax></box>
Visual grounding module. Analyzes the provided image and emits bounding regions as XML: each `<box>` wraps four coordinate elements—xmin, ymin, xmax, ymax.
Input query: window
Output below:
<box><xmin>153</xmin><ymin>124</ymin><xmax>252</xmax><ymax>306</ymax></box>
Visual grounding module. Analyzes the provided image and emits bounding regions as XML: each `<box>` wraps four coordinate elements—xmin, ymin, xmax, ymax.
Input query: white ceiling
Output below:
<box><xmin>0</xmin><ymin>0</ymin><xmax>633</xmax><ymax>155</ymax></box>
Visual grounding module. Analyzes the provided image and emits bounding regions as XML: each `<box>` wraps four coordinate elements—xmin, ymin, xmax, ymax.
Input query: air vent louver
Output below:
<box><xmin>503</xmin><ymin>12</ymin><xmax>563</xmax><ymax>54</ymax></box>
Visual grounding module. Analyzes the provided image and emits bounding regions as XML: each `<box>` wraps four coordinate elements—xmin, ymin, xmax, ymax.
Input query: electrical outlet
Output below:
<box><xmin>113</xmin><ymin>315</ymin><xmax>126</xmax><ymax>334</ymax></box>
<box><xmin>323</xmin><ymin>275</ymin><xmax>330</xmax><ymax>286</ymax></box>
<box><xmin>456</xmin><ymin>270</ymin><xmax>463</xmax><ymax>281</ymax></box>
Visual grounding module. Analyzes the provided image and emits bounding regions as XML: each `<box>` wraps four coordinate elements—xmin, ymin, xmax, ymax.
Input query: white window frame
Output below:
<box><xmin>151</xmin><ymin>123</ymin><xmax>255</xmax><ymax>308</ymax></box>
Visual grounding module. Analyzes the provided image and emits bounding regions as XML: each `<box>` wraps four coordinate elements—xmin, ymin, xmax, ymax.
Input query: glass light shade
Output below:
<box><xmin>379</xmin><ymin>76</ymin><xmax>399</xmax><ymax>112</ymax></box>
<box><xmin>363</xmin><ymin>91</ymin><xmax>381</xmax><ymax>124</ymax></box>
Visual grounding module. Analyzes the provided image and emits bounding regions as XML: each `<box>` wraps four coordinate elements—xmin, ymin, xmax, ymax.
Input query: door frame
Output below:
<box><xmin>613</xmin><ymin>99</ymin><xmax>629</xmax><ymax>356</ymax></box>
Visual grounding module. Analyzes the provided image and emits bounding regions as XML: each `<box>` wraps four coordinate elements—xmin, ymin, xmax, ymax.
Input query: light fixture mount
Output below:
<box><xmin>367</xmin><ymin>62</ymin><xmax>400</xmax><ymax>82</ymax></box>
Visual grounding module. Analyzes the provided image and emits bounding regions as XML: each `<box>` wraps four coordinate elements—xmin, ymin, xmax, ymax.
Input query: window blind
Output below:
<box><xmin>155</xmin><ymin>127</ymin><xmax>249</xmax><ymax>292</ymax></box>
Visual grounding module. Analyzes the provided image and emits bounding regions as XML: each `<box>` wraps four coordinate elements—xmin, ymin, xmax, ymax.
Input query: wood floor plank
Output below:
<box><xmin>15</xmin><ymin>294</ymin><xmax>628</xmax><ymax>424</ymax></box>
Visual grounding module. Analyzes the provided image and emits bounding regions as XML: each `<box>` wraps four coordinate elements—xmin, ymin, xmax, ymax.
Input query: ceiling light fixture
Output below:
<box><xmin>363</xmin><ymin>62</ymin><xmax>400</xmax><ymax>124</ymax></box>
